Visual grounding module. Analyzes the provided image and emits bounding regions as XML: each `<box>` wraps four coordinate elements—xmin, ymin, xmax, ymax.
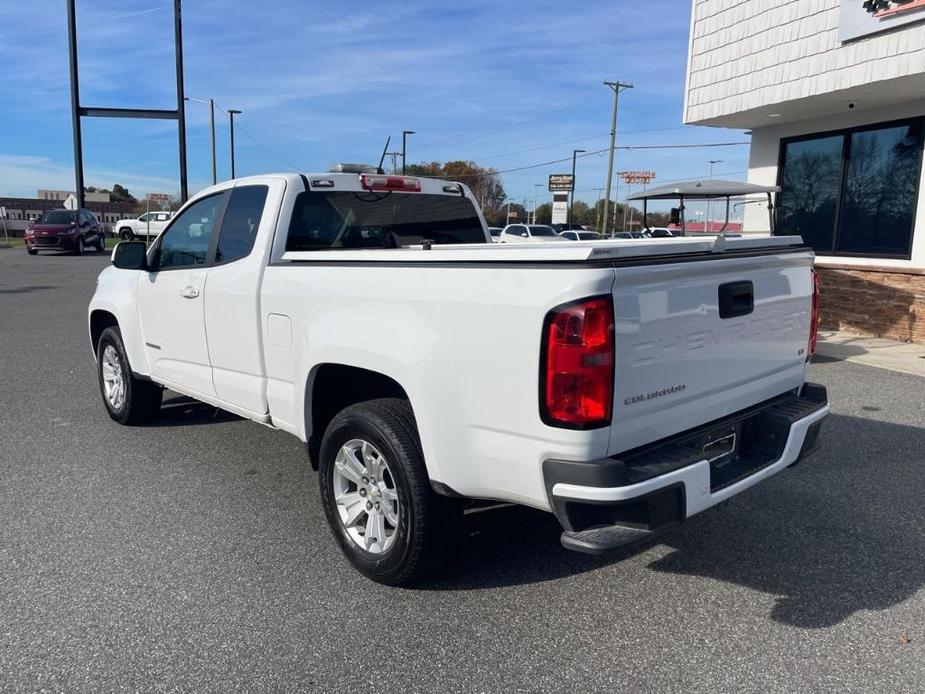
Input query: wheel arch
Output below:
<box><xmin>304</xmin><ymin>363</ymin><xmax>411</xmax><ymax>470</ymax></box>
<box><xmin>89</xmin><ymin>309</ymin><xmax>119</xmax><ymax>356</ymax></box>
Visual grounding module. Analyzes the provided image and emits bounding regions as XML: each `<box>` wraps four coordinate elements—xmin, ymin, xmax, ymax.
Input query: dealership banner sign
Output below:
<box><xmin>548</xmin><ymin>174</ymin><xmax>574</xmax><ymax>192</ymax></box>
<box><xmin>840</xmin><ymin>0</ymin><xmax>925</xmax><ymax>41</ymax></box>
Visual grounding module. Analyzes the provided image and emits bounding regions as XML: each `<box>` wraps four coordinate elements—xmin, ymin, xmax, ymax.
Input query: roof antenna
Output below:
<box><xmin>377</xmin><ymin>136</ymin><xmax>391</xmax><ymax>174</ymax></box>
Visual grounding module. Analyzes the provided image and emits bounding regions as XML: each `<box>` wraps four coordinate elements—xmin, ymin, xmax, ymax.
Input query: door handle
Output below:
<box><xmin>718</xmin><ymin>281</ymin><xmax>753</xmax><ymax>319</ymax></box>
<box><xmin>180</xmin><ymin>285</ymin><xmax>200</xmax><ymax>299</ymax></box>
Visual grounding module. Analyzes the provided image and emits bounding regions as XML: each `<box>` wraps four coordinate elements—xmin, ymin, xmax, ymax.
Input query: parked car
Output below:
<box><xmin>645</xmin><ymin>227</ymin><xmax>675</xmax><ymax>238</ymax></box>
<box><xmin>24</xmin><ymin>208</ymin><xmax>104</xmax><ymax>255</ymax></box>
<box><xmin>89</xmin><ymin>170</ymin><xmax>827</xmax><ymax>586</ymax></box>
<box><xmin>113</xmin><ymin>211</ymin><xmax>173</xmax><ymax>241</ymax></box>
<box><xmin>487</xmin><ymin>227</ymin><xmax>503</xmax><ymax>242</ymax></box>
<box><xmin>500</xmin><ymin>223</ymin><xmax>568</xmax><ymax>243</ymax></box>
<box><xmin>560</xmin><ymin>230</ymin><xmax>602</xmax><ymax>241</ymax></box>
<box><xmin>610</xmin><ymin>231</ymin><xmax>646</xmax><ymax>239</ymax></box>
<box><xmin>550</xmin><ymin>223</ymin><xmax>588</xmax><ymax>234</ymax></box>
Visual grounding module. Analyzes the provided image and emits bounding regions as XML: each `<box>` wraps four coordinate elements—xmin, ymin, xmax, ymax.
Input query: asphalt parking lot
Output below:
<box><xmin>1</xmin><ymin>248</ymin><xmax>923</xmax><ymax>693</ymax></box>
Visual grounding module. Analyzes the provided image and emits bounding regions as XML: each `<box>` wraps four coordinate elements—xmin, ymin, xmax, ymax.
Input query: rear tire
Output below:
<box><xmin>97</xmin><ymin>326</ymin><xmax>162</xmax><ymax>425</ymax></box>
<box><xmin>74</xmin><ymin>236</ymin><xmax>84</xmax><ymax>256</ymax></box>
<box><xmin>318</xmin><ymin>398</ymin><xmax>460</xmax><ymax>586</ymax></box>
<box><xmin>95</xmin><ymin>234</ymin><xmax>105</xmax><ymax>252</ymax></box>
<box><xmin>27</xmin><ymin>248</ymin><xmax>37</xmax><ymax>255</ymax></box>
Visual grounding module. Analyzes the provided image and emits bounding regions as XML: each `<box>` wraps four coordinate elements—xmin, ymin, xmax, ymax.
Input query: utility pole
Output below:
<box><xmin>385</xmin><ymin>151</ymin><xmax>402</xmax><ymax>174</ymax></box>
<box><xmin>593</xmin><ymin>188</ymin><xmax>604</xmax><ymax>231</ymax></box>
<box><xmin>533</xmin><ymin>184</ymin><xmax>543</xmax><ymax>224</ymax></box>
<box><xmin>402</xmin><ymin>130</ymin><xmax>415</xmax><ymax>174</ymax></box>
<box><xmin>184</xmin><ymin>96</ymin><xmax>217</xmax><ymax>184</ymax></box>
<box><xmin>622</xmin><ymin>181</ymin><xmax>631</xmax><ymax>233</ymax></box>
<box><xmin>706</xmin><ymin>159</ymin><xmax>722</xmax><ymax>232</ymax></box>
<box><xmin>568</xmin><ymin>149</ymin><xmax>586</xmax><ymax>227</ymax></box>
<box><xmin>228</xmin><ymin>109</ymin><xmax>242</xmax><ymax>178</ymax></box>
<box><xmin>601</xmin><ymin>81</ymin><xmax>633</xmax><ymax>236</ymax></box>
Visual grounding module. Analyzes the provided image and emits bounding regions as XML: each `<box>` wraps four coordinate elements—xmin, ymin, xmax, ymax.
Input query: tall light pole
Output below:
<box><xmin>533</xmin><ymin>183</ymin><xmax>543</xmax><ymax>224</ymax></box>
<box><xmin>568</xmin><ymin>149</ymin><xmax>586</xmax><ymax>227</ymax></box>
<box><xmin>402</xmin><ymin>130</ymin><xmax>415</xmax><ymax>174</ymax></box>
<box><xmin>706</xmin><ymin>159</ymin><xmax>722</xmax><ymax>232</ymax></box>
<box><xmin>228</xmin><ymin>109</ymin><xmax>242</xmax><ymax>179</ymax></box>
<box><xmin>601</xmin><ymin>81</ymin><xmax>633</xmax><ymax>236</ymax></box>
<box><xmin>184</xmin><ymin>96</ymin><xmax>216</xmax><ymax>185</ymax></box>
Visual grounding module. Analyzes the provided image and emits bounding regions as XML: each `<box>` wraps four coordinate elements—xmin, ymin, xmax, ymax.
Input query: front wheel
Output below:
<box><xmin>97</xmin><ymin>326</ymin><xmax>162</xmax><ymax>425</ymax></box>
<box><xmin>318</xmin><ymin>399</ymin><xmax>460</xmax><ymax>586</ymax></box>
<box><xmin>74</xmin><ymin>236</ymin><xmax>84</xmax><ymax>255</ymax></box>
<box><xmin>119</xmin><ymin>228</ymin><xmax>134</xmax><ymax>241</ymax></box>
<box><xmin>95</xmin><ymin>233</ymin><xmax>105</xmax><ymax>252</ymax></box>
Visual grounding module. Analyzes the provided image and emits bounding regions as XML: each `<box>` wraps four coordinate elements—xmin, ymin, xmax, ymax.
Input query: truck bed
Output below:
<box><xmin>281</xmin><ymin>235</ymin><xmax>805</xmax><ymax>264</ymax></box>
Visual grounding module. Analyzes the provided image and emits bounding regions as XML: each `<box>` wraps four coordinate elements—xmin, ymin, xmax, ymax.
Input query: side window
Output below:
<box><xmin>215</xmin><ymin>185</ymin><xmax>268</xmax><ymax>264</ymax></box>
<box><xmin>152</xmin><ymin>194</ymin><xmax>224</xmax><ymax>270</ymax></box>
<box><xmin>138</xmin><ymin>213</ymin><xmax>149</xmax><ymax>222</ymax></box>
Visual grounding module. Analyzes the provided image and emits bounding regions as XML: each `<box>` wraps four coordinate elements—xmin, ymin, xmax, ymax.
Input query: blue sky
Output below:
<box><xmin>0</xmin><ymin>0</ymin><xmax>749</xmax><ymax>212</ymax></box>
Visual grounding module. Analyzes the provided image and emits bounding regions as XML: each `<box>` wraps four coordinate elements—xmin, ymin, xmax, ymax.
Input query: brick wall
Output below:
<box><xmin>816</xmin><ymin>265</ymin><xmax>925</xmax><ymax>344</ymax></box>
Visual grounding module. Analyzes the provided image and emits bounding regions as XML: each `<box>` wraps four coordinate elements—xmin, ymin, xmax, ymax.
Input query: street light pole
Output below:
<box><xmin>568</xmin><ymin>149</ymin><xmax>586</xmax><ymax>227</ymax></box>
<box><xmin>228</xmin><ymin>109</ymin><xmax>242</xmax><ymax>179</ymax></box>
<box><xmin>184</xmin><ymin>96</ymin><xmax>217</xmax><ymax>185</ymax></box>
<box><xmin>401</xmin><ymin>130</ymin><xmax>415</xmax><ymax>174</ymax></box>
<box><xmin>706</xmin><ymin>159</ymin><xmax>722</xmax><ymax>232</ymax></box>
<box><xmin>601</xmin><ymin>81</ymin><xmax>633</xmax><ymax>236</ymax></box>
<box><xmin>533</xmin><ymin>183</ymin><xmax>543</xmax><ymax>224</ymax></box>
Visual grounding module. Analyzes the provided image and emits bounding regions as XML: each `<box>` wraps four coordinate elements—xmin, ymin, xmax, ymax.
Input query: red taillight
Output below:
<box><xmin>808</xmin><ymin>269</ymin><xmax>821</xmax><ymax>360</ymax></box>
<box><xmin>542</xmin><ymin>297</ymin><xmax>615</xmax><ymax>428</ymax></box>
<box><xmin>360</xmin><ymin>174</ymin><xmax>422</xmax><ymax>192</ymax></box>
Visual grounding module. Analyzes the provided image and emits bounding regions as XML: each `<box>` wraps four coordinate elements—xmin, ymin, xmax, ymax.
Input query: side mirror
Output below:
<box><xmin>669</xmin><ymin>207</ymin><xmax>681</xmax><ymax>225</ymax></box>
<box><xmin>112</xmin><ymin>241</ymin><xmax>148</xmax><ymax>270</ymax></box>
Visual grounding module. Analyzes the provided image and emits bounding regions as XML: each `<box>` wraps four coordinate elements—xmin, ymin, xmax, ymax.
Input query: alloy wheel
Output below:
<box><xmin>332</xmin><ymin>439</ymin><xmax>400</xmax><ymax>554</ymax></box>
<box><xmin>101</xmin><ymin>345</ymin><xmax>125</xmax><ymax>411</ymax></box>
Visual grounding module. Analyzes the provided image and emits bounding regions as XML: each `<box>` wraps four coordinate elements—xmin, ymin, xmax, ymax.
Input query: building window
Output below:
<box><xmin>777</xmin><ymin>118</ymin><xmax>923</xmax><ymax>259</ymax></box>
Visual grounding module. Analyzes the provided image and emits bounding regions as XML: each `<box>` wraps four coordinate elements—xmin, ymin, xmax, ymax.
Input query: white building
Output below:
<box><xmin>685</xmin><ymin>0</ymin><xmax>925</xmax><ymax>343</ymax></box>
<box><xmin>37</xmin><ymin>189</ymin><xmax>110</xmax><ymax>203</ymax></box>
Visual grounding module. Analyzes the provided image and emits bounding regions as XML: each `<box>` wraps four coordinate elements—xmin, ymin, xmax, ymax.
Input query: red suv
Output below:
<box><xmin>25</xmin><ymin>208</ymin><xmax>105</xmax><ymax>255</ymax></box>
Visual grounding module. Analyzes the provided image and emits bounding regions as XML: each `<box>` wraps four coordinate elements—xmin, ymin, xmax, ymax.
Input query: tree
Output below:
<box><xmin>534</xmin><ymin>202</ymin><xmax>552</xmax><ymax>224</ymax></box>
<box><xmin>405</xmin><ymin>160</ymin><xmax>507</xmax><ymax>226</ymax></box>
<box><xmin>110</xmin><ymin>184</ymin><xmax>138</xmax><ymax>204</ymax></box>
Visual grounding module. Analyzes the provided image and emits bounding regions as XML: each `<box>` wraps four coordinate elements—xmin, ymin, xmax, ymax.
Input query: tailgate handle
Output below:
<box><xmin>718</xmin><ymin>281</ymin><xmax>754</xmax><ymax>319</ymax></box>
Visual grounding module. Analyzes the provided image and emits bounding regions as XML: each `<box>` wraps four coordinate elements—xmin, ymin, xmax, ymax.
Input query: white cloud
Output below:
<box><xmin>0</xmin><ymin>154</ymin><xmax>197</xmax><ymax>199</ymax></box>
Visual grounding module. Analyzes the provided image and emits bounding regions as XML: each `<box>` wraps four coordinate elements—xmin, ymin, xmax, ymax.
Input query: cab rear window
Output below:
<box><xmin>285</xmin><ymin>191</ymin><xmax>486</xmax><ymax>250</ymax></box>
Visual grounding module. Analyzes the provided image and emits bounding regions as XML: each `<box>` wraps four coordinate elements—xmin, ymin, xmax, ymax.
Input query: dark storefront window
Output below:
<box><xmin>777</xmin><ymin>118</ymin><xmax>923</xmax><ymax>259</ymax></box>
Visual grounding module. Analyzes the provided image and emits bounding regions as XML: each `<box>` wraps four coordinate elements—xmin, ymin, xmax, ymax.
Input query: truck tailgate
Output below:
<box><xmin>608</xmin><ymin>248</ymin><xmax>815</xmax><ymax>456</ymax></box>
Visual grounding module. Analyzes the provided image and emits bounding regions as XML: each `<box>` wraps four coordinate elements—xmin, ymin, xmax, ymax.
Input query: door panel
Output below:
<box><xmin>135</xmin><ymin>191</ymin><xmax>229</xmax><ymax>397</ymax></box>
<box><xmin>203</xmin><ymin>181</ymin><xmax>278</xmax><ymax>414</ymax></box>
<box><xmin>136</xmin><ymin>268</ymin><xmax>214</xmax><ymax>396</ymax></box>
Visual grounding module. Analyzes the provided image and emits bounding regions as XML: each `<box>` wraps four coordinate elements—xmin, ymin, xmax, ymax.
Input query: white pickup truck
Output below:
<box><xmin>113</xmin><ymin>211</ymin><xmax>173</xmax><ymax>241</ymax></box>
<box><xmin>88</xmin><ymin>170</ymin><xmax>828</xmax><ymax>585</ymax></box>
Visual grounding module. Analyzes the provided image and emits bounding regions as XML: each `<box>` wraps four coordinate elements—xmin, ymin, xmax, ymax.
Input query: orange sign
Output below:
<box><xmin>619</xmin><ymin>170</ymin><xmax>656</xmax><ymax>185</ymax></box>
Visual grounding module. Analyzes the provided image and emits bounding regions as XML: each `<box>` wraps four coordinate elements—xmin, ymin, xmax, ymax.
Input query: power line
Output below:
<box><xmin>428</xmin><ymin>142</ymin><xmax>750</xmax><ymax>179</ymax></box>
<box><xmin>427</xmin><ymin>125</ymin><xmax>704</xmax><ymax>163</ymax></box>
<box><xmin>210</xmin><ymin>101</ymin><xmax>302</xmax><ymax>172</ymax></box>
<box><xmin>506</xmin><ymin>170</ymin><xmax>749</xmax><ymax>201</ymax></box>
